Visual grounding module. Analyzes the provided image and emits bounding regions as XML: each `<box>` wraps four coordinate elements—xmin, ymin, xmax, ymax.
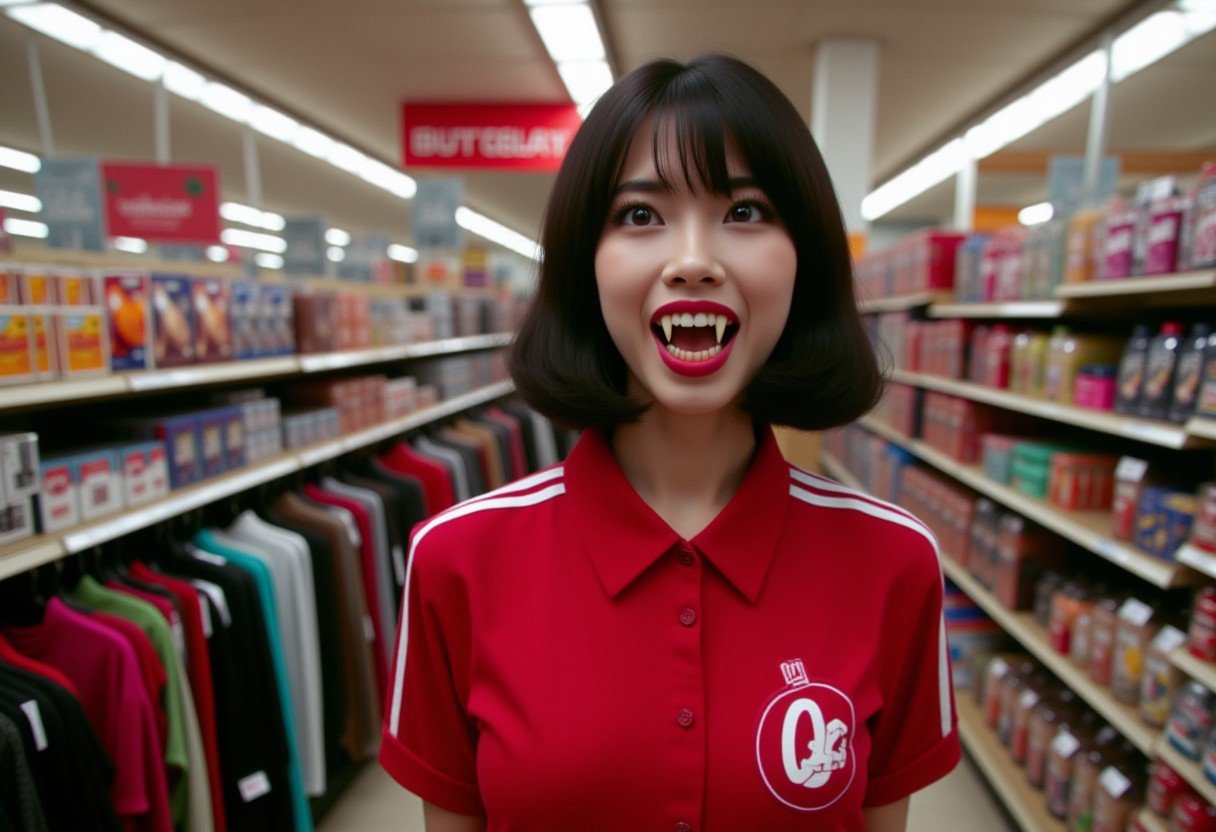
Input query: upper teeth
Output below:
<box><xmin>659</xmin><ymin>312</ymin><xmax>731</xmax><ymax>344</ymax></box>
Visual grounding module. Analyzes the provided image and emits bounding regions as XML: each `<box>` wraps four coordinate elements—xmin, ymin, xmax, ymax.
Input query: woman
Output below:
<box><xmin>380</xmin><ymin>54</ymin><xmax>960</xmax><ymax>831</ymax></box>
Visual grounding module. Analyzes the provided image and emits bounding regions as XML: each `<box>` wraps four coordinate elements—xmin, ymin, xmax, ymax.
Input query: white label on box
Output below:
<box><xmin>39</xmin><ymin>465</ymin><xmax>79</xmax><ymax>531</ymax></box>
<box><xmin>1051</xmin><ymin>731</ymin><xmax>1080</xmax><ymax>759</ymax></box>
<box><xmin>1119</xmin><ymin>597</ymin><xmax>1154</xmax><ymax>627</ymax></box>
<box><xmin>146</xmin><ymin>448</ymin><xmax>170</xmax><ymax>499</ymax></box>
<box><xmin>1115</xmin><ymin>456</ymin><xmax>1149</xmax><ymax>482</ymax></box>
<box><xmin>237</xmin><ymin>771</ymin><xmax>271</xmax><ymax>803</ymax></box>
<box><xmin>1099</xmin><ymin>765</ymin><xmax>1131</xmax><ymax>799</ymax></box>
<box><xmin>20</xmin><ymin>700</ymin><xmax>48</xmax><ymax>751</ymax></box>
<box><xmin>78</xmin><ymin>459</ymin><xmax>119</xmax><ymax>520</ymax></box>
<box><xmin>123</xmin><ymin>450</ymin><xmax>149</xmax><ymax>505</ymax></box>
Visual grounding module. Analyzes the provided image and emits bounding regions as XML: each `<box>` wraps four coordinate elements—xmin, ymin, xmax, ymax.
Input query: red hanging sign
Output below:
<box><xmin>100</xmin><ymin>162</ymin><xmax>221</xmax><ymax>243</ymax></box>
<box><xmin>402</xmin><ymin>102</ymin><xmax>582</xmax><ymax>172</ymax></box>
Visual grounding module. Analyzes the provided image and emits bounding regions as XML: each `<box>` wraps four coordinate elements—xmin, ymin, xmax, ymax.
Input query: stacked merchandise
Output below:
<box><xmin>0</xmin><ymin>269</ymin><xmax>109</xmax><ymax>385</ymax></box>
<box><xmin>0</xmin><ymin>400</ymin><xmax>567</xmax><ymax>832</ymax></box>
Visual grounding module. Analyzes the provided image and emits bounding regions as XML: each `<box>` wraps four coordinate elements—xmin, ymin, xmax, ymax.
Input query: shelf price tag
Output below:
<box><xmin>1052</xmin><ymin>730</ymin><xmax>1080</xmax><ymax>759</ymax></box>
<box><xmin>1099</xmin><ymin>765</ymin><xmax>1131</xmax><ymax>799</ymax></box>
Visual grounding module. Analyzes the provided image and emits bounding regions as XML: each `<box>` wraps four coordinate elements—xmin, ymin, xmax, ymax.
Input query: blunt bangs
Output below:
<box><xmin>508</xmin><ymin>53</ymin><xmax>884</xmax><ymax>432</ymax></box>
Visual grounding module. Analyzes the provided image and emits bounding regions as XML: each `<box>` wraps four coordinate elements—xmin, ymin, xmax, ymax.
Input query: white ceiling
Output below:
<box><xmin>1</xmin><ymin>0</ymin><xmax>1213</xmax><ymax>246</ymax></box>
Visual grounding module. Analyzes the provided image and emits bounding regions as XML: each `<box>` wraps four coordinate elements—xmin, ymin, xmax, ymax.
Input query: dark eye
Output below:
<box><xmin>626</xmin><ymin>206</ymin><xmax>655</xmax><ymax>226</ymax></box>
<box><xmin>727</xmin><ymin>202</ymin><xmax>765</xmax><ymax>223</ymax></box>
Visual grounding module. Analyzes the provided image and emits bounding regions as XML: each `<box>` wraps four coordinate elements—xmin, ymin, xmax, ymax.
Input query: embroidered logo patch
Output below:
<box><xmin>754</xmin><ymin>658</ymin><xmax>856</xmax><ymax>811</ymax></box>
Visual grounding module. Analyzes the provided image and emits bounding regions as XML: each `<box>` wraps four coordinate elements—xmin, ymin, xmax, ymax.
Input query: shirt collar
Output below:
<box><xmin>564</xmin><ymin>423</ymin><xmax>790</xmax><ymax>603</ymax></box>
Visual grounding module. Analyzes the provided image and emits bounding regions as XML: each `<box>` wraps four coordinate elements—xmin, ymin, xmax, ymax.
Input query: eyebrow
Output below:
<box><xmin>612</xmin><ymin>176</ymin><xmax>760</xmax><ymax>196</ymax></box>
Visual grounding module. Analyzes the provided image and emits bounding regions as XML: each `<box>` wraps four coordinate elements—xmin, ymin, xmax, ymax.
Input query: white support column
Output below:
<box><xmin>954</xmin><ymin>153</ymin><xmax>977</xmax><ymax>232</ymax></box>
<box><xmin>1083</xmin><ymin>33</ymin><xmax>1115</xmax><ymax>205</ymax></box>
<box><xmin>26</xmin><ymin>35</ymin><xmax>54</xmax><ymax>157</ymax></box>
<box><xmin>811</xmin><ymin>38</ymin><xmax>880</xmax><ymax>238</ymax></box>
<box><xmin>154</xmin><ymin>77</ymin><xmax>170</xmax><ymax>164</ymax></box>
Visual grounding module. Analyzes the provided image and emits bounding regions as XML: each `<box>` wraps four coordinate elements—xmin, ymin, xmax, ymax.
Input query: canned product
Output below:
<box><xmin>1168</xmin><ymin>681</ymin><xmax>1216</xmax><ymax>760</ymax></box>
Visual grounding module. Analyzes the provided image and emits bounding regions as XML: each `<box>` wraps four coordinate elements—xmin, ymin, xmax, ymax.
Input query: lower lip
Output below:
<box><xmin>653</xmin><ymin>330</ymin><xmax>734</xmax><ymax>377</ymax></box>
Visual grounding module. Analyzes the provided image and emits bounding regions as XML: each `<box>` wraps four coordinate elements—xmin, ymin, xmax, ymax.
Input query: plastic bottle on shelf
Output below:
<box><xmin>1168</xmin><ymin>322</ymin><xmax>1212</xmax><ymax>424</ymax></box>
<box><xmin>1140</xmin><ymin>322</ymin><xmax>1185</xmax><ymax>420</ymax></box>
<box><xmin>1044</xmin><ymin>325</ymin><xmax>1071</xmax><ymax>401</ymax></box>
<box><xmin>1115</xmin><ymin>324</ymin><xmax>1153</xmax><ymax>415</ymax></box>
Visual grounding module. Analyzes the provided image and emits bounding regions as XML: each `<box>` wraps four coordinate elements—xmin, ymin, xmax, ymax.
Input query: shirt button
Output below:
<box><xmin>677</xmin><ymin>544</ymin><xmax>694</xmax><ymax>566</ymax></box>
<box><xmin>677</xmin><ymin>708</ymin><xmax>695</xmax><ymax>728</ymax></box>
<box><xmin>679</xmin><ymin>608</ymin><xmax>697</xmax><ymax>627</ymax></box>
<box><xmin>674</xmin><ymin>823</ymin><xmax>692</xmax><ymax>832</ymax></box>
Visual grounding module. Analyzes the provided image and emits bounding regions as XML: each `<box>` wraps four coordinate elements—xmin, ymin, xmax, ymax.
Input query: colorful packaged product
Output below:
<box><xmin>116</xmin><ymin>440</ymin><xmax>169</xmax><ymax>507</ymax></box>
<box><xmin>216</xmin><ymin>406</ymin><xmax>245</xmax><ymax>471</ymax></box>
<box><xmin>38</xmin><ymin>457</ymin><xmax>80</xmax><ymax>533</ymax></box>
<box><xmin>197</xmin><ymin>409</ymin><xmax>227</xmax><ymax>478</ymax></box>
<box><xmin>53</xmin><ymin>272</ymin><xmax>96</xmax><ymax>306</ymax></box>
<box><xmin>1102</xmin><ymin>210</ymin><xmax>1138</xmax><ymax>280</ymax></box>
<box><xmin>261</xmin><ymin>285</ymin><xmax>295</xmax><ymax>356</ymax></box>
<box><xmin>123</xmin><ymin>413</ymin><xmax>200</xmax><ymax>489</ymax></box>
<box><xmin>192</xmin><ymin>277</ymin><xmax>232</xmax><ymax>363</ymax></box>
<box><xmin>69</xmin><ymin>448</ymin><xmax>123</xmax><ymax>521</ymax></box>
<box><xmin>53</xmin><ymin>307</ymin><xmax>109</xmax><ymax>377</ymax></box>
<box><xmin>1190</xmin><ymin>162</ymin><xmax>1216</xmax><ymax>269</ymax></box>
<box><xmin>1145</xmin><ymin>196</ymin><xmax>1188</xmax><ymax>275</ymax></box>
<box><xmin>229</xmin><ymin>281</ymin><xmax>259</xmax><ymax>359</ymax></box>
<box><xmin>151</xmin><ymin>274</ymin><xmax>196</xmax><ymax>367</ymax></box>
<box><xmin>103</xmin><ymin>273</ymin><xmax>153</xmax><ymax>371</ymax></box>
<box><xmin>0</xmin><ymin>308</ymin><xmax>35</xmax><ymax>385</ymax></box>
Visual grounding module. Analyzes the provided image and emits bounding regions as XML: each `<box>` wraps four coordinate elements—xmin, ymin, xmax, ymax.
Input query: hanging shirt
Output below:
<box><xmin>380</xmin><ymin>443</ymin><xmax>456</xmax><ymax>515</ymax></box>
<box><xmin>411</xmin><ymin>438</ymin><xmax>471</xmax><ymax>504</ymax></box>
<box><xmin>322</xmin><ymin>477</ymin><xmax>397</xmax><ymax>647</ymax></box>
<box><xmin>379</xmin><ymin>425</ymin><xmax>959</xmax><ymax>830</ymax></box>
<box><xmin>0</xmin><ymin>711</ymin><xmax>49</xmax><ymax>832</ymax></box>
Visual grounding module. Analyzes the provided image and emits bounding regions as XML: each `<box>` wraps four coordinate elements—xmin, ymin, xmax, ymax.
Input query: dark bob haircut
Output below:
<box><xmin>508</xmin><ymin>53</ymin><xmax>883</xmax><ymax>432</ymax></box>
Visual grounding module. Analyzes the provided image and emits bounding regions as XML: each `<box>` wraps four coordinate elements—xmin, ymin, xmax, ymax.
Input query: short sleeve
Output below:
<box><xmin>378</xmin><ymin>527</ymin><xmax>484</xmax><ymax>816</ymax></box>
<box><xmin>863</xmin><ymin>535</ymin><xmax>961</xmax><ymax>807</ymax></box>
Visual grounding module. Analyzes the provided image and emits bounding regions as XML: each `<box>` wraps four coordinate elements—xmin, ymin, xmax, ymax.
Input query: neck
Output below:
<box><xmin>609</xmin><ymin>401</ymin><xmax>758</xmax><ymax>540</ymax></box>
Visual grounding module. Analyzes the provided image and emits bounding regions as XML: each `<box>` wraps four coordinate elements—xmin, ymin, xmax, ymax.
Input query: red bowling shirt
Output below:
<box><xmin>379</xmin><ymin>424</ymin><xmax>960</xmax><ymax>831</ymax></box>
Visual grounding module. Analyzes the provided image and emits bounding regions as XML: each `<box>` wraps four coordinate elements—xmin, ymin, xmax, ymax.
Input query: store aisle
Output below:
<box><xmin>318</xmin><ymin>755</ymin><xmax>1014</xmax><ymax>832</ymax></box>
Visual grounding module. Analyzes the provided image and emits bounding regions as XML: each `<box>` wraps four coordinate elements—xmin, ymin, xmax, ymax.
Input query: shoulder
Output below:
<box><xmin>785</xmin><ymin>463</ymin><xmax>942</xmax><ymax>580</ymax></box>
<box><xmin>408</xmin><ymin>464</ymin><xmax>568</xmax><ymax>574</ymax></box>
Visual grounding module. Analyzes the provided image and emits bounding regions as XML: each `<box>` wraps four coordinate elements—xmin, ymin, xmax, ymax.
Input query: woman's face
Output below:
<box><xmin>594</xmin><ymin>125</ymin><xmax>797</xmax><ymax>418</ymax></box>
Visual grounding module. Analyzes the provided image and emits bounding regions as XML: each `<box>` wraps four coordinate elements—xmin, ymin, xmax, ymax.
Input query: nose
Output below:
<box><xmin>660</xmin><ymin>222</ymin><xmax>726</xmax><ymax>288</ymax></box>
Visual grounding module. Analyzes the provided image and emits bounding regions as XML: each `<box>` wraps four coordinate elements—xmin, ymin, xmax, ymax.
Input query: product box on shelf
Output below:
<box><xmin>197</xmin><ymin>409</ymin><xmax>228</xmax><ymax>479</ymax></box>
<box><xmin>67</xmin><ymin>448</ymin><xmax>123</xmax><ymax>522</ymax></box>
<box><xmin>121</xmin><ymin>413</ymin><xmax>201</xmax><ymax>489</ymax></box>
<box><xmin>0</xmin><ymin>307</ymin><xmax>36</xmax><ymax>385</ymax></box>
<box><xmin>0</xmin><ymin>269</ymin><xmax>17</xmax><ymax>304</ymax></box>
<box><xmin>38</xmin><ymin>456</ymin><xmax>80</xmax><ymax>533</ymax></box>
<box><xmin>1135</xmin><ymin>485</ymin><xmax>1194</xmax><ymax>560</ymax></box>
<box><xmin>0</xmin><ymin>432</ymin><xmax>38</xmax><ymax>545</ymax></box>
<box><xmin>229</xmin><ymin>281</ymin><xmax>258</xmax><ymax>359</ymax></box>
<box><xmin>28</xmin><ymin>307</ymin><xmax>54</xmax><ymax>381</ymax></box>
<box><xmin>1102</xmin><ymin>210</ymin><xmax>1139</xmax><ymax>280</ymax></box>
<box><xmin>1145</xmin><ymin>195</ymin><xmax>1188</xmax><ymax>275</ymax></box>
<box><xmin>1190</xmin><ymin>162</ymin><xmax>1216</xmax><ymax>269</ymax></box>
<box><xmin>53</xmin><ymin>272</ymin><xmax>96</xmax><ymax>306</ymax></box>
<box><xmin>151</xmin><ymin>274</ymin><xmax>196</xmax><ymax>367</ymax></box>
<box><xmin>260</xmin><ymin>284</ymin><xmax>296</xmax><ymax>356</ymax></box>
<box><xmin>18</xmin><ymin>269</ymin><xmax>53</xmax><ymax>306</ymax></box>
<box><xmin>116</xmin><ymin>440</ymin><xmax>170</xmax><ymax>507</ymax></box>
<box><xmin>103</xmin><ymin>273</ymin><xmax>153</xmax><ymax>372</ymax></box>
<box><xmin>192</xmin><ymin>277</ymin><xmax>232</xmax><ymax>364</ymax></box>
<box><xmin>52</xmin><ymin>306</ymin><xmax>109</xmax><ymax>377</ymax></box>
<box><xmin>293</xmin><ymin>290</ymin><xmax>336</xmax><ymax>354</ymax></box>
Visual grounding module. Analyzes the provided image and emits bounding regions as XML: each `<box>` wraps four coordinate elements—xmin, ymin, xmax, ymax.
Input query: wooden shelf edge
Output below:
<box><xmin>928</xmin><ymin>301</ymin><xmax>1066</xmax><ymax>319</ymax></box>
<box><xmin>857</xmin><ymin>291</ymin><xmax>949</xmax><ymax>314</ymax></box>
<box><xmin>855</xmin><ymin>416</ymin><xmax>1196</xmax><ymax>589</ymax></box>
<box><xmin>1054</xmin><ymin>270</ymin><xmax>1216</xmax><ymax>299</ymax></box>
<box><xmin>1155</xmin><ymin>738</ymin><xmax>1216</xmax><ymax>807</ymax></box>
<box><xmin>887</xmin><ymin>370</ymin><xmax>1195</xmax><ymax>450</ymax></box>
<box><xmin>1170</xmin><ymin>647</ymin><xmax>1216</xmax><ymax>695</ymax></box>
<box><xmin>1137</xmin><ymin>806</ymin><xmax>1170</xmax><ymax>832</ymax></box>
<box><xmin>943</xmin><ymin>559</ymin><xmax>1159</xmax><ymax>755</ymax></box>
<box><xmin>1177</xmin><ymin>543</ymin><xmax>1216</xmax><ymax>580</ymax></box>
<box><xmin>955</xmin><ymin>696</ymin><xmax>1067</xmax><ymax>832</ymax></box>
<box><xmin>0</xmin><ymin>381</ymin><xmax>517</xmax><ymax>576</ymax></box>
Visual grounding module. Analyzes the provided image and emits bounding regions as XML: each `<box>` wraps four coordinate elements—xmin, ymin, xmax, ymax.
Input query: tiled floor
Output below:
<box><xmin>318</xmin><ymin>756</ymin><xmax>1015</xmax><ymax>832</ymax></box>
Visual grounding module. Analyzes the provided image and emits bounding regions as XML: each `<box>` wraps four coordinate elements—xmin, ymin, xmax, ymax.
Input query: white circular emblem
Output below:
<box><xmin>755</xmin><ymin>659</ymin><xmax>856</xmax><ymax>811</ymax></box>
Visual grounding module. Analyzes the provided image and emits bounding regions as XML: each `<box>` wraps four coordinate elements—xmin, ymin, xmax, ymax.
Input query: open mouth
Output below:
<box><xmin>651</xmin><ymin>310</ymin><xmax>740</xmax><ymax>362</ymax></box>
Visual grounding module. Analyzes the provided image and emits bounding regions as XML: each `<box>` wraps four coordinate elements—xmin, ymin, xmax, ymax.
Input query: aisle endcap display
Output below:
<box><xmin>954</xmin><ymin>695</ymin><xmax>1068</xmax><ymax>832</ymax></box>
<box><xmin>889</xmin><ymin>369</ymin><xmax>1209</xmax><ymax>451</ymax></box>
<box><xmin>1154</xmin><ymin>738</ymin><xmax>1216</xmax><ymax>808</ymax></box>
<box><xmin>1169</xmin><ymin>647</ymin><xmax>1216</xmax><ymax>697</ymax></box>
<box><xmin>856</xmin><ymin>415</ymin><xmax>1202</xmax><ymax>589</ymax></box>
<box><xmin>0</xmin><ymin>379</ymin><xmax>516</xmax><ymax>581</ymax></box>
<box><xmin>0</xmin><ymin>332</ymin><xmax>514</xmax><ymax>414</ymax></box>
<box><xmin>928</xmin><ymin>300</ymin><xmax>1068</xmax><ymax>319</ymax></box>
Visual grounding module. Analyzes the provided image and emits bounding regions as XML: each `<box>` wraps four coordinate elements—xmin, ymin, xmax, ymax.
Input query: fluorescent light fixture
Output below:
<box><xmin>1018</xmin><ymin>202</ymin><xmax>1054</xmax><ymax>226</ymax></box>
<box><xmin>201</xmin><ymin>81</ymin><xmax>253</xmax><ymax>123</ymax></box>
<box><xmin>163</xmin><ymin>61</ymin><xmax>206</xmax><ymax>100</ymax></box>
<box><xmin>292</xmin><ymin>126</ymin><xmax>334</xmax><ymax>159</ymax></box>
<box><xmin>220</xmin><ymin>201</ymin><xmax>285</xmax><ymax>231</ymax></box>
<box><xmin>255</xmin><ymin>252</ymin><xmax>283</xmax><ymax>269</ymax></box>
<box><xmin>326</xmin><ymin>142</ymin><xmax>366</xmax><ymax>175</ymax></box>
<box><xmin>93</xmin><ymin>30</ymin><xmax>165</xmax><ymax>81</ymax></box>
<box><xmin>861</xmin><ymin>138</ymin><xmax>967</xmax><ymax>221</ymax></box>
<box><xmin>112</xmin><ymin>236</ymin><xmax>148</xmax><ymax>253</ymax></box>
<box><xmin>4</xmin><ymin>218</ymin><xmax>49</xmax><ymax>238</ymax></box>
<box><xmin>0</xmin><ymin>1</ymin><xmax>42</xmax><ymax>6</ymax></box>
<box><xmin>327</xmin><ymin>246</ymin><xmax>346</xmax><ymax>262</ymax></box>
<box><xmin>250</xmin><ymin>105</ymin><xmax>300</xmax><ymax>143</ymax></box>
<box><xmin>387</xmin><ymin>244</ymin><xmax>418</xmax><ymax>264</ymax></box>
<box><xmin>455</xmin><ymin>206</ymin><xmax>542</xmax><ymax>261</ymax></box>
<box><xmin>0</xmin><ymin>145</ymin><xmax>40</xmax><ymax>174</ymax></box>
<box><xmin>557</xmin><ymin>61</ymin><xmax>613</xmax><ymax>107</ymax></box>
<box><xmin>0</xmin><ymin>190</ymin><xmax>41</xmax><ymax>213</ymax></box>
<box><xmin>523</xmin><ymin>0</ymin><xmax>586</xmax><ymax>5</ymax></box>
<box><xmin>863</xmin><ymin>0</ymin><xmax>1216</xmax><ymax>221</ymax></box>
<box><xmin>7</xmin><ymin>3</ymin><xmax>101</xmax><ymax>50</ymax></box>
<box><xmin>205</xmin><ymin>245</ymin><xmax>229</xmax><ymax>263</ymax></box>
<box><xmin>530</xmin><ymin>4</ymin><xmax>605</xmax><ymax>62</ymax></box>
<box><xmin>325</xmin><ymin>228</ymin><xmax>351</xmax><ymax>246</ymax></box>
<box><xmin>221</xmin><ymin>227</ymin><xmax>287</xmax><ymax>254</ymax></box>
